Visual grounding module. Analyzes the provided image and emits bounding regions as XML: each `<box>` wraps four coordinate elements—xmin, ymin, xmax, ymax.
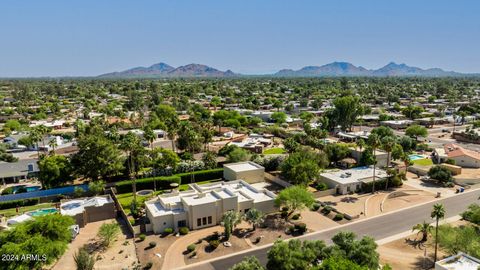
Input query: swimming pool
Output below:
<box><xmin>408</xmin><ymin>154</ymin><xmax>425</xmax><ymax>161</ymax></box>
<box><xmin>28</xmin><ymin>208</ymin><xmax>58</xmax><ymax>217</ymax></box>
<box><xmin>10</xmin><ymin>185</ymin><xmax>41</xmax><ymax>194</ymax></box>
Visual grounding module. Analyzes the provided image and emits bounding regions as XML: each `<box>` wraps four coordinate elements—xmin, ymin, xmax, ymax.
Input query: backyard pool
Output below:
<box><xmin>9</xmin><ymin>185</ymin><xmax>41</xmax><ymax>194</ymax></box>
<box><xmin>28</xmin><ymin>208</ymin><xmax>58</xmax><ymax>217</ymax></box>
<box><xmin>408</xmin><ymin>154</ymin><xmax>425</xmax><ymax>161</ymax></box>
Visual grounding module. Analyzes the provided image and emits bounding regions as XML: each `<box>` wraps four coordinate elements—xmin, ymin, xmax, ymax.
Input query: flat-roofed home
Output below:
<box><xmin>223</xmin><ymin>162</ymin><xmax>265</xmax><ymax>184</ymax></box>
<box><xmin>145</xmin><ymin>180</ymin><xmax>276</xmax><ymax>234</ymax></box>
<box><xmin>320</xmin><ymin>166</ymin><xmax>388</xmax><ymax>195</ymax></box>
<box><xmin>380</xmin><ymin>119</ymin><xmax>415</xmax><ymax>129</ymax></box>
<box><xmin>435</xmin><ymin>143</ymin><xmax>480</xmax><ymax>168</ymax></box>
<box><xmin>435</xmin><ymin>252</ymin><xmax>480</xmax><ymax>270</ymax></box>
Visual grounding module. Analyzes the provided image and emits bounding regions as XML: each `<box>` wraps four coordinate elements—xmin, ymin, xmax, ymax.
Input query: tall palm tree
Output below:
<box><xmin>244</xmin><ymin>208</ymin><xmax>264</xmax><ymax>231</ymax></box>
<box><xmin>381</xmin><ymin>136</ymin><xmax>396</xmax><ymax>190</ymax></box>
<box><xmin>120</xmin><ymin>132</ymin><xmax>142</xmax><ymax>201</ymax></box>
<box><xmin>368</xmin><ymin>133</ymin><xmax>380</xmax><ymax>193</ymax></box>
<box><xmin>48</xmin><ymin>138</ymin><xmax>57</xmax><ymax>155</ymax></box>
<box><xmin>412</xmin><ymin>221</ymin><xmax>433</xmax><ymax>242</ymax></box>
<box><xmin>431</xmin><ymin>203</ymin><xmax>445</xmax><ymax>262</ymax></box>
<box><xmin>143</xmin><ymin>126</ymin><xmax>155</xmax><ymax>151</ymax></box>
<box><xmin>356</xmin><ymin>138</ymin><xmax>366</xmax><ymax>152</ymax></box>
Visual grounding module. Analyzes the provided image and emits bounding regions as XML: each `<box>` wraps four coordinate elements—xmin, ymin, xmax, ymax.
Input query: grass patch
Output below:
<box><xmin>263</xmin><ymin>148</ymin><xmax>286</xmax><ymax>154</ymax></box>
<box><xmin>116</xmin><ymin>191</ymin><xmax>163</xmax><ymax>215</ymax></box>
<box><xmin>412</xmin><ymin>158</ymin><xmax>433</xmax><ymax>166</ymax></box>
<box><xmin>0</xmin><ymin>203</ymin><xmax>55</xmax><ymax>218</ymax></box>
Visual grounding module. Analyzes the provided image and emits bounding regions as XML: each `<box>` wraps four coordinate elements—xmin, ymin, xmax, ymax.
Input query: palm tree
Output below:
<box><xmin>368</xmin><ymin>133</ymin><xmax>380</xmax><ymax>193</ymax></box>
<box><xmin>431</xmin><ymin>203</ymin><xmax>445</xmax><ymax>262</ymax></box>
<box><xmin>143</xmin><ymin>126</ymin><xmax>155</xmax><ymax>151</ymax></box>
<box><xmin>120</xmin><ymin>132</ymin><xmax>142</xmax><ymax>201</ymax></box>
<box><xmin>381</xmin><ymin>136</ymin><xmax>396</xmax><ymax>190</ymax></box>
<box><xmin>244</xmin><ymin>208</ymin><xmax>264</xmax><ymax>231</ymax></box>
<box><xmin>28</xmin><ymin>129</ymin><xmax>42</xmax><ymax>158</ymax></box>
<box><xmin>356</xmin><ymin>138</ymin><xmax>366</xmax><ymax>152</ymax></box>
<box><xmin>412</xmin><ymin>221</ymin><xmax>432</xmax><ymax>242</ymax></box>
<box><xmin>221</xmin><ymin>210</ymin><xmax>242</xmax><ymax>240</ymax></box>
<box><xmin>73</xmin><ymin>248</ymin><xmax>95</xmax><ymax>270</ymax></box>
<box><xmin>48</xmin><ymin>138</ymin><xmax>57</xmax><ymax>155</ymax></box>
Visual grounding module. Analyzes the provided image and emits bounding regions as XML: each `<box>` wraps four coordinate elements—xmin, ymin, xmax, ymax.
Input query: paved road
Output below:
<box><xmin>180</xmin><ymin>189</ymin><xmax>480</xmax><ymax>270</ymax></box>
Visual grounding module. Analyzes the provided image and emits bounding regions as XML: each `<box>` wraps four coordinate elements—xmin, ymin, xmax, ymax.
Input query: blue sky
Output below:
<box><xmin>1</xmin><ymin>0</ymin><xmax>479</xmax><ymax>77</ymax></box>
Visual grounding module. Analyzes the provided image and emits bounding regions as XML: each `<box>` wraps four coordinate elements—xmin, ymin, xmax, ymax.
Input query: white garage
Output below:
<box><xmin>223</xmin><ymin>162</ymin><xmax>265</xmax><ymax>184</ymax></box>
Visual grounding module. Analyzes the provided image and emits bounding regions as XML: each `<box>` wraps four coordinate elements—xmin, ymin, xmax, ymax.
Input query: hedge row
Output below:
<box><xmin>0</xmin><ymin>198</ymin><xmax>40</xmax><ymax>210</ymax></box>
<box><xmin>115</xmin><ymin>176</ymin><xmax>181</xmax><ymax>194</ymax></box>
<box><xmin>176</xmin><ymin>169</ymin><xmax>223</xmax><ymax>185</ymax></box>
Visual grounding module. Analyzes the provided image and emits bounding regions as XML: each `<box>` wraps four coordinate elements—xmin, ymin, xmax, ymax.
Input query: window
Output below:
<box><xmin>208</xmin><ymin>216</ymin><xmax>212</xmax><ymax>224</ymax></box>
<box><xmin>178</xmin><ymin>220</ymin><xmax>186</xmax><ymax>227</ymax></box>
<box><xmin>202</xmin><ymin>217</ymin><xmax>207</xmax><ymax>225</ymax></box>
<box><xmin>197</xmin><ymin>218</ymin><xmax>201</xmax><ymax>227</ymax></box>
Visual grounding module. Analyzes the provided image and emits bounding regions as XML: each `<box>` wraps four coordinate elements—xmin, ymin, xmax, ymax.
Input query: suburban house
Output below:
<box><xmin>350</xmin><ymin>147</ymin><xmax>389</xmax><ymax>168</ymax></box>
<box><xmin>145</xmin><ymin>180</ymin><xmax>276</xmax><ymax>234</ymax></box>
<box><xmin>0</xmin><ymin>159</ymin><xmax>39</xmax><ymax>185</ymax></box>
<box><xmin>433</xmin><ymin>143</ymin><xmax>480</xmax><ymax>168</ymax></box>
<box><xmin>319</xmin><ymin>166</ymin><xmax>388</xmax><ymax>195</ymax></box>
<box><xmin>380</xmin><ymin>119</ymin><xmax>415</xmax><ymax>129</ymax></box>
<box><xmin>435</xmin><ymin>252</ymin><xmax>480</xmax><ymax>270</ymax></box>
<box><xmin>60</xmin><ymin>195</ymin><xmax>116</xmax><ymax>228</ymax></box>
<box><xmin>223</xmin><ymin>161</ymin><xmax>265</xmax><ymax>184</ymax></box>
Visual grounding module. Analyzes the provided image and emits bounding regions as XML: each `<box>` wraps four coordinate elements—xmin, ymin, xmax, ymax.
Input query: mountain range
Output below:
<box><xmin>98</xmin><ymin>61</ymin><xmax>473</xmax><ymax>78</ymax></box>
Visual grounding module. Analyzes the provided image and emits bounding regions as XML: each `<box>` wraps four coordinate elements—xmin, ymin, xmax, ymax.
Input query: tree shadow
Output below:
<box><xmin>340</xmin><ymin>197</ymin><xmax>358</xmax><ymax>203</ymax></box>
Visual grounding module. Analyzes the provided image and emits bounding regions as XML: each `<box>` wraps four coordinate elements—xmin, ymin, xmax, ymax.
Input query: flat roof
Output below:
<box><xmin>224</xmin><ymin>162</ymin><xmax>263</xmax><ymax>172</ymax></box>
<box><xmin>320</xmin><ymin>166</ymin><xmax>388</xmax><ymax>185</ymax></box>
<box><xmin>436</xmin><ymin>252</ymin><xmax>480</xmax><ymax>270</ymax></box>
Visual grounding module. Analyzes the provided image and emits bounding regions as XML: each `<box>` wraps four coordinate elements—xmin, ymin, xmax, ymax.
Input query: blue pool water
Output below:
<box><xmin>409</xmin><ymin>154</ymin><xmax>425</xmax><ymax>161</ymax></box>
<box><xmin>11</xmin><ymin>185</ymin><xmax>41</xmax><ymax>193</ymax></box>
<box><xmin>28</xmin><ymin>208</ymin><xmax>58</xmax><ymax>217</ymax></box>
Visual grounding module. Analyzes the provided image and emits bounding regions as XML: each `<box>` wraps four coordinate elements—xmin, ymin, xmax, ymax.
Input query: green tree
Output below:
<box><xmin>266</xmin><ymin>239</ymin><xmax>326</xmax><ymax>270</ymax></box>
<box><xmin>275</xmin><ymin>185</ymin><xmax>315</xmax><ymax>220</ymax></box>
<box><xmin>405</xmin><ymin>125</ymin><xmax>428</xmax><ymax>141</ymax></box>
<box><xmin>155</xmin><ymin>104</ymin><xmax>179</xmax><ymax>152</ymax></box>
<box><xmin>120</xmin><ymin>132</ymin><xmax>144</xmax><ymax>201</ymax></box>
<box><xmin>330</xmin><ymin>231</ymin><xmax>379</xmax><ymax>269</ymax></box>
<box><xmin>280</xmin><ymin>148</ymin><xmax>328</xmax><ymax>185</ymax></box>
<box><xmin>71</xmin><ymin>133</ymin><xmax>123</xmax><ymax>180</ymax></box>
<box><xmin>202</xmin><ymin>151</ymin><xmax>218</xmax><ymax>169</ymax></box>
<box><xmin>38</xmin><ymin>154</ymin><xmax>72</xmax><ymax>189</ymax></box>
<box><xmin>221</xmin><ymin>210</ymin><xmax>242</xmax><ymax>240</ymax></box>
<box><xmin>88</xmin><ymin>180</ymin><xmax>105</xmax><ymax>196</ymax></box>
<box><xmin>431</xmin><ymin>203</ymin><xmax>445</xmax><ymax>262</ymax></box>
<box><xmin>143</xmin><ymin>125</ymin><xmax>156</xmax><ymax>151</ymax></box>
<box><xmin>461</xmin><ymin>204</ymin><xmax>480</xmax><ymax>225</ymax></box>
<box><xmin>402</xmin><ymin>105</ymin><xmax>424</xmax><ymax>120</ymax></box>
<box><xmin>428</xmin><ymin>166</ymin><xmax>453</xmax><ymax>186</ymax></box>
<box><xmin>330</xmin><ymin>95</ymin><xmax>364</xmax><ymax>131</ymax></box>
<box><xmin>97</xmin><ymin>222</ymin><xmax>120</xmax><ymax>248</ymax></box>
<box><xmin>244</xmin><ymin>208</ymin><xmax>264</xmax><ymax>231</ymax></box>
<box><xmin>271</xmin><ymin>112</ymin><xmax>287</xmax><ymax>124</ymax></box>
<box><xmin>230</xmin><ymin>256</ymin><xmax>265</xmax><ymax>270</ymax></box>
<box><xmin>227</xmin><ymin>147</ymin><xmax>251</xmax><ymax>163</ymax></box>
<box><xmin>370</xmin><ymin>126</ymin><xmax>394</xmax><ymax>139</ymax></box>
<box><xmin>412</xmin><ymin>221</ymin><xmax>433</xmax><ymax>242</ymax></box>
<box><xmin>325</xmin><ymin>143</ymin><xmax>351</xmax><ymax>165</ymax></box>
<box><xmin>317</xmin><ymin>256</ymin><xmax>368</xmax><ymax>270</ymax></box>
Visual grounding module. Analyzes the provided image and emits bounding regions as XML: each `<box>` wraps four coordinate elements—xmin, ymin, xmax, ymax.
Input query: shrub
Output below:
<box><xmin>310</xmin><ymin>202</ymin><xmax>321</xmax><ymax>211</ymax></box>
<box><xmin>179</xmin><ymin>227</ymin><xmax>189</xmax><ymax>235</ymax></box>
<box><xmin>115</xmin><ymin>175</ymin><xmax>181</xmax><ymax>193</ymax></box>
<box><xmin>314</xmin><ymin>182</ymin><xmax>328</xmax><ymax>191</ymax></box>
<box><xmin>0</xmin><ymin>197</ymin><xmax>40</xmax><ymax>210</ymax></box>
<box><xmin>139</xmin><ymin>234</ymin><xmax>146</xmax><ymax>241</ymax></box>
<box><xmin>129</xmin><ymin>218</ymin><xmax>135</xmax><ymax>226</ymax></box>
<box><xmin>322</xmin><ymin>205</ymin><xmax>332</xmax><ymax>215</ymax></box>
<box><xmin>73</xmin><ymin>247</ymin><xmax>95</xmax><ymax>270</ymax></box>
<box><xmin>163</xmin><ymin>228</ymin><xmax>173</xmax><ymax>234</ymax></box>
<box><xmin>281</xmin><ymin>210</ymin><xmax>289</xmax><ymax>219</ymax></box>
<box><xmin>73</xmin><ymin>186</ymin><xmax>85</xmax><ymax>198</ymax></box>
<box><xmin>294</xmin><ymin>223</ymin><xmax>307</xmax><ymax>234</ymax></box>
<box><xmin>334</xmin><ymin>213</ymin><xmax>344</xmax><ymax>221</ymax></box>
<box><xmin>291</xmin><ymin>213</ymin><xmax>301</xmax><ymax>220</ymax></box>
<box><xmin>97</xmin><ymin>222</ymin><xmax>120</xmax><ymax>248</ymax></box>
<box><xmin>187</xmin><ymin>244</ymin><xmax>196</xmax><ymax>253</ymax></box>
<box><xmin>176</xmin><ymin>169</ymin><xmax>223</xmax><ymax>184</ymax></box>
<box><xmin>445</xmin><ymin>159</ymin><xmax>456</xmax><ymax>165</ymax></box>
<box><xmin>148</xmin><ymin>241</ymin><xmax>156</xmax><ymax>248</ymax></box>
<box><xmin>209</xmin><ymin>239</ymin><xmax>220</xmax><ymax>249</ymax></box>
<box><xmin>428</xmin><ymin>166</ymin><xmax>453</xmax><ymax>186</ymax></box>
<box><xmin>144</xmin><ymin>262</ymin><xmax>153</xmax><ymax>269</ymax></box>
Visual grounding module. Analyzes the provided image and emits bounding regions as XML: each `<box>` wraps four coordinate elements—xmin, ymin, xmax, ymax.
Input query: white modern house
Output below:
<box><xmin>145</xmin><ymin>180</ymin><xmax>276</xmax><ymax>234</ymax></box>
<box><xmin>435</xmin><ymin>252</ymin><xmax>480</xmax><ymax>270</ymax></box>
<box><xmin>223</xmin><ymin>162</ymin><xmax>265</xmax><ymax>184</ymax></box>
<box><xmin>319</xmin><ymin>166</ymin><xmax>388</xmax><ymax>195</ymax></box>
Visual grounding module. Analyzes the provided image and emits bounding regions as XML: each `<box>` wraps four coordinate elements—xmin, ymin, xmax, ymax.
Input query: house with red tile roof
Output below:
<box><xmin>436</xmin><ymin>143</ymin><xmax>480</xmax><ymax>168</ymax></box>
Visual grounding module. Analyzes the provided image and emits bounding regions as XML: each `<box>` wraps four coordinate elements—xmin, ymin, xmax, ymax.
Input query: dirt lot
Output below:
<box><xmin>383</xmin><ymin>190</ymin><xmax>436</xmax><ymax>213</ymax></box>
<box><xmin>52</xmin><ymin>218</ymin><xmax>137</xmax><ymax>270</ymax></box>
<box><xmin>379</xmin><ymin>233</ymin><xmax>443</xmax><ymax>270</ymax></box>
<box><xmin>319</xmin><ymin>193</ymin><xmax>370</xmax><ymax>218</ymax></box>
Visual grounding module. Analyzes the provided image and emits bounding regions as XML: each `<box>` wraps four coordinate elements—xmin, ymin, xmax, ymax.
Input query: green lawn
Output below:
<box><xmin>116</xmin><ymin>190</ymin><xmax>163</xmax><ymax>215</ymax></box>
<box><xmin>0</xmin><ymin>203</ymin><xmax>56</xmax><ymax>218</ymax></box>
<box><xmin>412</xmin><ymin>158</ymin><xmax>434</xmax><ymax>166</ymax></box>
<box><xmin>263</xmin><ymin>148</ymin><xmax>286</xmax><ymax>154</ymax></box>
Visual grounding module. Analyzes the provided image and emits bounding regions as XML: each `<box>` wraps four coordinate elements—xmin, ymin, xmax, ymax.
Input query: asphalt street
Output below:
<box><xmin>180</xmin><ymin>188</ymin><xmax>480</xmax><ymax>270</ymax></box>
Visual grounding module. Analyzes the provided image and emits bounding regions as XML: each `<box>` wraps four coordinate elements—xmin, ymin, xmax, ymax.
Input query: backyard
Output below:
<box><xmin>0</xmin><ymin>202</ymin><xmax>55</xmax><ymax>218</ymax></box>
<box><xmin>263</xmin><ymin>147</ymin><xmax>286</xmax><ymax>154</ymax></box>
